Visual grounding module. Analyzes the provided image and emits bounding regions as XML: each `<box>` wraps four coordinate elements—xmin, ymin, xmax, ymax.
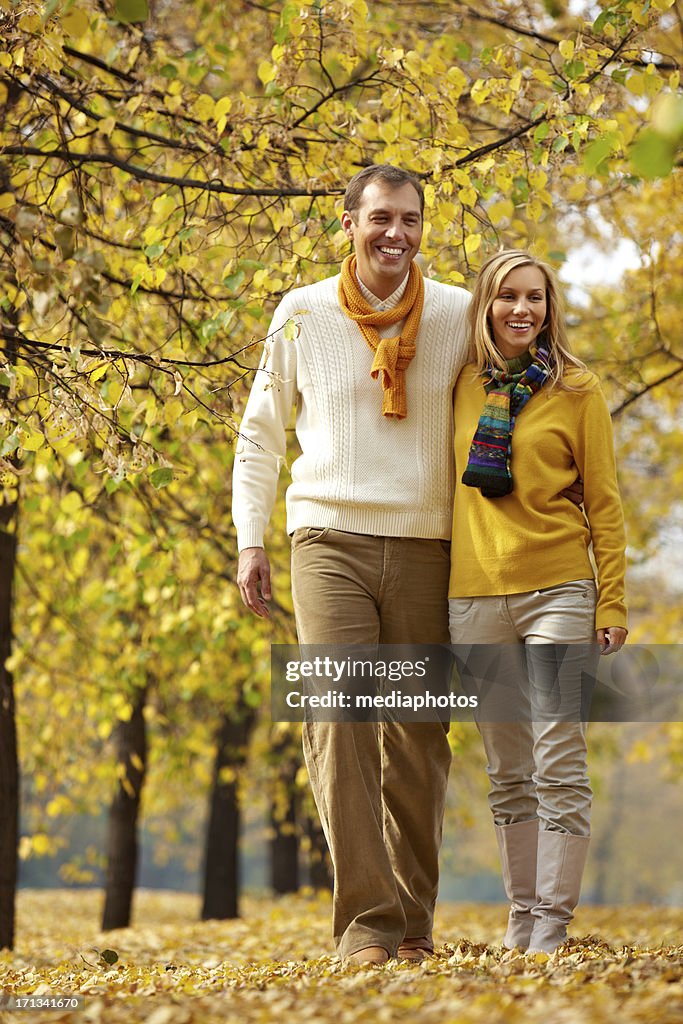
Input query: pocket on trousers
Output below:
<box><xmin>291</xmin><ymin>526</ymin><xmax>330</xmax><ymax>551</ymax></box>
<box><xmin>448</xmin><ymin>597</ymin><xmax>475</xmax><ymax>616</ymax></box>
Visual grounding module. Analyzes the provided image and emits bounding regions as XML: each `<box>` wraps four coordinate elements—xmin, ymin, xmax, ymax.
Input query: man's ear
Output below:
<box><xmin>340</xmin><ymin>210</ymin><xmax>355</xmax><ymax>240</ymax></box>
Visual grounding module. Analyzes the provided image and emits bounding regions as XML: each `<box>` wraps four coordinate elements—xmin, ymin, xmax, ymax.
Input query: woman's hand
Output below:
<box><xmin>597</xmin><ymin>627</ymin><xmax>628</xmax><ymax>655</ymax></box>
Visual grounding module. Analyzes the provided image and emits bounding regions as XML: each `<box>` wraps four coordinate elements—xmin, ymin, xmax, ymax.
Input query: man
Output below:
<box><xmin>233</xmin><ymin>165</ymin><xmax>471</xmax><ymax>964</ymax></box>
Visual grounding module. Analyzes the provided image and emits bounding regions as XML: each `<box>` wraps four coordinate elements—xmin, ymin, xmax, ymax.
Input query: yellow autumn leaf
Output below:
<box><xmin>152</xmin><ymin>193</ymin><xmax>176</xmax><ymax>220</ymax></box>
<box><xmin>215</xmin><ymin>95</ymin><xmax>232</xmax><ymax>129</ymax></box>
<box><xmin>528</xmin><ymin>168</ymin><xmax>548</xmax><ymax>189</ymax></box>
<box><xmin>464</xmin><ymin>233</ymin><xmax>481</xmax><ymax>254</ymax></box>
<box><xmin>98</xmin><ymin>116</ymin><xmax>116</xmax><ymax>136</ymax></box>
<box><xmin>59</xmin><ymin>490</ymin><xmax>83</xmax><ymax>514</ymax></box>
<box><xmin>31</xmin><ymin>833</ymin><xmax>51</xmax><ymax>856</ymax></box>
<box><xmin>487</xmin><ymin>199</ymin><xmax>514</xmax><ymax>225</ymax></box>
<box><xmin>292</xmin><ymin>237</ymin><xmax>313</xmax><ymax>258</ymax></box>
<box><xmin>193</xmin><ymin>93</ymin><xmax>215</xmax><ymax>122</ymax></box>
<box><xmin>89</xmin><ymin>362</ymin><xmax>109</xmax><ymax>382</ymax></box>
<box><xmin>258</xmin><ymin>61</ymin><xmax>275</xmax><ymax>84</ymax></box>
<box><xmin>20</xmin><ymin>431</ymin><xmax>45</xmax><ymax>451</ymax></box>
<box><xmin>61</xmin><ymin>7</ymin><xmax>89</xmax><ymax>38</ymax></box>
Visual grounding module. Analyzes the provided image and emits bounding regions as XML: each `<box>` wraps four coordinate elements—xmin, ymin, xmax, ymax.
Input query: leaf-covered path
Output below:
<box><xmin>1</xmin><ymin>890</ymin><xmax>681</xmax><ymax>1023</ymax></box>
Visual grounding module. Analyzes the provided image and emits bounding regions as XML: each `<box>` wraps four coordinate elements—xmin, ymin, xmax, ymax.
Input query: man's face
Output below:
<box><xmin>341</xmin><ymin>180</ymin><xmax>423</xmax><ymax>299</ymax></box>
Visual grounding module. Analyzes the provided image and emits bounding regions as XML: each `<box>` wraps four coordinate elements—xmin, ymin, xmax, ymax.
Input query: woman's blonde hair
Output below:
<box><xmin>469</xmin><ymin>249</ymin><xmax>588</xmax><ymax>388</ymax></box>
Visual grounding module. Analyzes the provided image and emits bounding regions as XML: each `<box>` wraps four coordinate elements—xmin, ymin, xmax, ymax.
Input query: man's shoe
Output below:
<box><xmin>397</xmin><ymin>936</ymin><xmax>434</xmax><ymax>962</ymax></box>
<box><xmin>345</xmin><ymin>945</ymin><xmax>389</xmax><ymax>966</ymax></box>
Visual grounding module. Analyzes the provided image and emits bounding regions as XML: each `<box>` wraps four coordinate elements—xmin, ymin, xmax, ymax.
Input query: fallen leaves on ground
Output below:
<box><xmin>0</xmin><ymin>890</ymin><xmax>681</xmax><ymax>1023</ymax></box>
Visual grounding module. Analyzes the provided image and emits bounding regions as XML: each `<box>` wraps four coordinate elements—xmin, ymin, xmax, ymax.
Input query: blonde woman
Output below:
<box><xmin>449</xmin><ymin>250</ymin><xmax>627</xmax><ymax>954</ymax></box>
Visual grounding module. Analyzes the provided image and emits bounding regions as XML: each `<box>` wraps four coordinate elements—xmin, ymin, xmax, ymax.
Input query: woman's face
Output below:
<box><xmin>488</xmin><ymin>264</ymin><xmax>548</xmax><ymax>359</ymax></box>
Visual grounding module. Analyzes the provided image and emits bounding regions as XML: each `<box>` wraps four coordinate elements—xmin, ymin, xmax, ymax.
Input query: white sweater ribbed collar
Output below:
<box><xmin>355</xmin><ymin>270</ymin><xmax>409</xmax><ymax>310</ymax></box>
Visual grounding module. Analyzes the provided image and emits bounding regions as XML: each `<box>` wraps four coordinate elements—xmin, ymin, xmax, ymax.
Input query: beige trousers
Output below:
<box><xmin>448</xmin><ymin>581</ymin><xmax>598</xmax><ymax>836</ymax></box>
<box><xmin>291</xmin><ymin>528</ymin><xmax>452</xmax><ymax>958</ymax></box>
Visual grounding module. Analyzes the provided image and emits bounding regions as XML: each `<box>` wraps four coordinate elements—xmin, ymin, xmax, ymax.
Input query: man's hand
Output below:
<box><xmin>237</xmin><ymin>547</ymin><xmax>272</xmax><ymax>618</ymax></box>
<box><xmin>561</xmin><ymin>476</ymin><xmax>584</xmax><ymax>507</ymax></box>
<box><xmin>597</xmin><ymin>627</ymin><xmax>628</xmax><ymax>655</ymax></box>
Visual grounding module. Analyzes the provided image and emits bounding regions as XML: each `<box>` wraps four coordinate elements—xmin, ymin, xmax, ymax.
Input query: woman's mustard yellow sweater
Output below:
<box><xmin>449</xmin><ymin>365</ymin><xmax>627</xmax><ymax>630</ymax></box>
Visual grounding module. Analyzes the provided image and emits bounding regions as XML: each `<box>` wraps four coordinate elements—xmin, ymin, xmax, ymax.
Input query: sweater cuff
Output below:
<box><xmin>237</xmin><ymin>521</ymin><xmax>267</xmax><ymax>552</ymax></box>
<box><xmin>595</xmin><ymin>603</ymin><xmax>628</xmax><ymax>631</ymax></box>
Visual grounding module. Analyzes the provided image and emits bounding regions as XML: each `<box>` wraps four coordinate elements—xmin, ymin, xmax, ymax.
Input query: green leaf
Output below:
<box><xmin>511</xmin><ymin>177</ymin><xmax>529</xmax><ymax>203</ymax></box>
<box><xmin>629</xmin><ymin>130</ymin><xmax>677</xmax><ymax>180</ymax></box>
<box><xmin>150</xmin><ymin>467</ymin><xmax>174</xmax><ymax>489</ymax></box>
<box><xmin>274</xmin><ymin>3</ymin><xmax>298</xmax><ymax>44</ymax></box>
<box><xmin>144</xmin><ymin>243</ymin><xmax>165</xmax><ymax>261</ymax></box>
<box><xmin>564</xmin><ymin>60</ymin><xmax>585</xmax><ymax>81</ymax></box>
<box><xmin>113</xmin><ymin>0</ymin><xmax>149</xmax><ymax>24</ymax></box>
<box><xmin>223</xmin><ymin>271</ymin><xmax>246</xmax><ymax>292</ymax></box>
<box><xmin>0</xmin><ymin>434</ymin><xmax>20</xmax><ymax>457</ymax></box>
<box><xmin>533</xmin><ymin>122</ymin><xmax>549</xmax><ymax>143</ymax></box>
<box><xmin>243</xmin><ymin>685</ymin><xmax>263</xmax><ymax>709</ymax></box>
<box><xmin>583</xmin><ymin>135</ymin><xmax>619</xmax><ymax>175</ymax></box>
<box><xmin>593</xmin><ymin>10</ymin><xmax>611</xmax><ymax>33</ymax></box>
<box><xmin>552</xmin><ymin>135</ymin><xmax>569</xmax><ymax>152</ymax></box>
<box><xmin>99</xmin><ymin>949</ymin><xmax>119</xmax><ymax>965</ymax></box>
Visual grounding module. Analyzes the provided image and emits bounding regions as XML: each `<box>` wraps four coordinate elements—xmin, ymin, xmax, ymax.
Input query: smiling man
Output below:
<box><xmin>233</xmin><ymin>165</ymin><xmax>471</xmax><ymax>965</ymax></box>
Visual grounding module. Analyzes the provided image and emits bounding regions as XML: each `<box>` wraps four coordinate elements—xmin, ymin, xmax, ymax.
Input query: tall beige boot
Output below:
<box><xmin>527</xmin><ymin>830</ymin><xmax>590</xmax><ymax>954</ymax></box>
<box><xmin>494</xmin><ymin>818</ymin><xmax>538</xmax><ymax>949</ymax></box>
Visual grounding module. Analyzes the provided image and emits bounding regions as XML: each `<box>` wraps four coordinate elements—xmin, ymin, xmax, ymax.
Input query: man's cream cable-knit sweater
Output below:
<box><xmin>232</xmin><ymin>272</ymin><xmax>471</xmax><ymax>550</ymax></box>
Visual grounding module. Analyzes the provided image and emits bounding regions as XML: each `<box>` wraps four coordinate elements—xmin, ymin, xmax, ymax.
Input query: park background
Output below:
<box><xmin>0</xmin><ymin>0</ymin><xmax>682</xmax><ymax>1020</ymax></box>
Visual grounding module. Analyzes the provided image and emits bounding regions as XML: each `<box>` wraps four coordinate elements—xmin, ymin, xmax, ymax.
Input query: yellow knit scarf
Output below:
<box><xmin>338</xmin><ymin>254</ymin><xmax>424</xmax><ymax>419</ymax></box>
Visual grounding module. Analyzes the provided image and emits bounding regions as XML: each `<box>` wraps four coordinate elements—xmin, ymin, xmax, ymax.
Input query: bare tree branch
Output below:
<box><xmin>611</xmin><ymin>366</ymin><xmax>683</xmax><ymax>417</ymax></box>
<box><xmin>1</xmin><ymin>146</ymin><xmax>343</xmax><ymax>197</ymax></box>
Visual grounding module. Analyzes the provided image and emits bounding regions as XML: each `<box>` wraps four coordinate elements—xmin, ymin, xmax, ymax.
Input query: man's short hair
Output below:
<box><xmin>344</xmin><ymin>165</ymin><xmax>425</xmax><ymax>220</ymax></box>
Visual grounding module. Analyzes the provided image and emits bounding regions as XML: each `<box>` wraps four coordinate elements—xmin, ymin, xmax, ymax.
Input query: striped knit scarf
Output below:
<box><xmin>462</xmin><ymin>344</ymin><xmax>552</xmax><ymax>497</ymax></box>
<box><xmin>338</xmin><ymin>254</ymin><xmax>424</xmax><ymax>419</ymax></box>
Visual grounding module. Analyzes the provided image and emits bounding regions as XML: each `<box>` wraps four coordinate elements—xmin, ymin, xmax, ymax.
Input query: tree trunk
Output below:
<box><xmin>0</xmin><ymin>501</ymin><xmax>19</xmax><ymax>951</ymax></box>
<box><xmin>0</xmin><ymin>130</ymin><xmax>21</xmax><ymax>945</ymax></box>
<box><xmin>270</xmin><ymin>746</ymin><xmax>300</xmax><ymax>894</ymax></box>
<box><xmin>201</xmin><ymin>704</ymin><xmax>254</xmax><ymax>920</ymax></box>
<box><xmin>101</xmin><ymin>683</ymin><xmax>148</xmax><ymax>931</ymax></box>
<box><xmin>305</xmin><ymin>815</ymin><xmax>333</xmax><ymax>891</ymax></box>
<box><xmin>590</xmin><ymin>757</ymin><xmax>626</xmax><ymax>904</ymax></box>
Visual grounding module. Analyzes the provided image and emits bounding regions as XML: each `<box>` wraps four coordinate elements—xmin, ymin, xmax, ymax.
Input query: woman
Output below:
<box><xmin>449</xmin><ymin>250</ymin><xmax>627</xmax><ymax>954</ymax></box>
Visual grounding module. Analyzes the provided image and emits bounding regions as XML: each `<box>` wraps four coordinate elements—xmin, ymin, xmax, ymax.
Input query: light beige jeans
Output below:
<box><xmin>292</xmin><ymin>528</ymin><xmax>452</xmax><ymax>958</ymax></box>
<box><xmin>448</xmin><ymin>581</ymin><xmax>598</xmax><ymax>836</ymax></box>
